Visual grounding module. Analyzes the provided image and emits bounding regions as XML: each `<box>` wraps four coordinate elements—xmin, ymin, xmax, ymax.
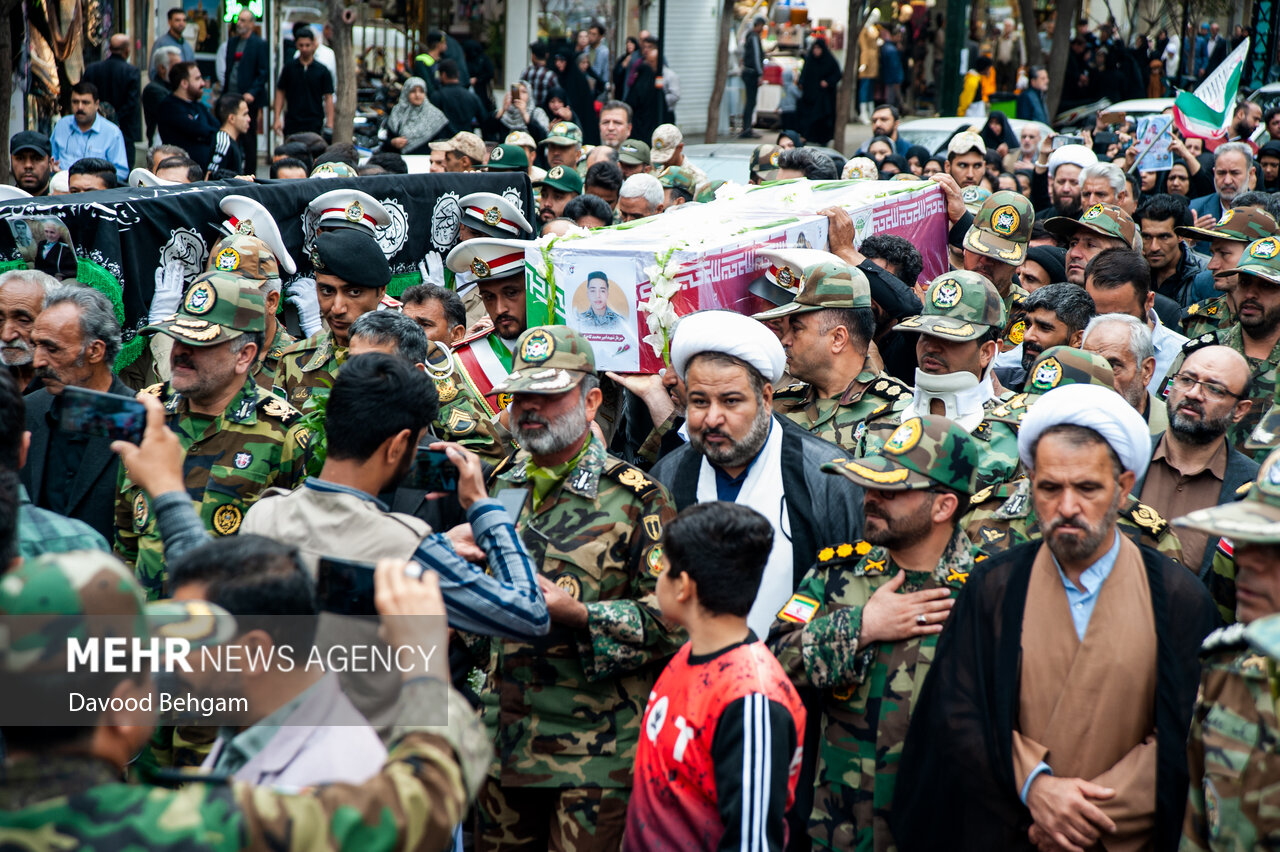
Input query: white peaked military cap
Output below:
<box><xmin>218</xmin><ymin>195</ymin><xmax>297</xmax><ymax>275</ymax></box>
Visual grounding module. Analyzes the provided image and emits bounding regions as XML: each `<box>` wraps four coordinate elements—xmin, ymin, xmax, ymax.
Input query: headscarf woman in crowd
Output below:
<box><xmin>866</xmin><ymin>135</ymin><xmax>896</xmax><ymax>161</ymax></box>
<box><xmin>613</xmin><ymin>36</ymin><xmax>640</xmax><ymax>95</ymax></box>
<box><xmin>777</xmin><ymin>129</ymin><xmax>803</xmax><ymax>149</ymax></box>
<box><xmin>980</xmin><ymin>111</ymin><xmax>1018</xmax><ymax>156</ymax></box>
<box><xmin>382</xmin><ymin>77</ymin><xmax>449</xmax><ymax>155</ymax></box>
<box><xmin>552</xmin><ymin>49</ymin><xmax>598</xmax><ymax>144</ymax></box>
<box><xmin>905</xmin><ymin>144</ymin><xmax>931</xmax><ymax>175</ymax></box>
<box><xmin>798</xmin><ymin>37</ymin><xmax>842</xmax><ymax>146</ymax></box>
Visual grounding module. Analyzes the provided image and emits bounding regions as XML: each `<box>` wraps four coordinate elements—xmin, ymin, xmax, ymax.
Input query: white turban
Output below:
<box><xmin>670</xmin><ymin>310</ymin><xmax>787</xmax><ymax>385</ymax></box>
<box><xmin>1017</xmin><ymin>384</ymin><xmax>1151</xmax><ymax>480</ymax></box>
<box><xmin>1047</xmin><ymin>144</ymin><xmax>1098</xmax><ymax>177</ymax></box>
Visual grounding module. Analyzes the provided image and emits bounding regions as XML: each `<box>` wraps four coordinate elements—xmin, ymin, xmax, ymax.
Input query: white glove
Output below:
<box><xmin>286</xmin><ymin>277</ymin><xmax>323</xmax><ymax>337</ymax></box>
<box><xmin>148</xmin><ymin>261</ymin><xmax>185</xmax><ymax>323</ymax></box>
<box><xmin>419</xmin><ymin>251</ymin><xmax>446</xmax><ymax>287</ymax></box>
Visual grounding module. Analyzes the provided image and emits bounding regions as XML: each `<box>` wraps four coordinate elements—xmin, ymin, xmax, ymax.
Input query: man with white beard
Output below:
<box><xmin>0</xmin><ymin>270</ymin><xmax>54</xmax><ymax>392</ymax></box>
<box><xmin>1082</xmin><ymin>313</ymin><xmax>1170</xmax><ymax>436</ymax></box>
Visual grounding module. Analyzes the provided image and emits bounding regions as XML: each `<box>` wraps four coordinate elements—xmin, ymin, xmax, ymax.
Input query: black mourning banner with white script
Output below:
<box><xmin>0</xmin><ymin>173</ymin><xmax>534</xmax><ymax>345</ymax></box>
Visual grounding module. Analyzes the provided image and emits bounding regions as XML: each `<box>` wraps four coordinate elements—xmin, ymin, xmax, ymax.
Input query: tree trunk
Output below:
<box><xmin>0</xmin><ymin>0</ymin><xmax>18</xmax><ymax>183</ymax></box>
<box><xmin>1019</xmin><ymin>0</ymin><xmax>1043</xmax><ymax>67</ymax></box>
<box><xmin>833</xmin><ymin>0</ymin><xmax>862</xmax><ymax>154</ymax></box>
<box><xmin>1045</xmin><ymin>0</ymin><xmax>1081</xmax><ymax>119</ymax></box>
<box><xmin>704</xmin><ymin>0</ymin><xmax>734</xmax><ymax>143</ymax></box>
<box><xmin>328</xmin><ymin>4</ymin><xmax>356</xmax><ymax>145</ymax></box>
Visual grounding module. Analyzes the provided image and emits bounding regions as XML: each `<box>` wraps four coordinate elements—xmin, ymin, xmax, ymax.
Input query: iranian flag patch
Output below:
<box><xmin>778</xmin><ymin>594</ymin><xmax>820</xmax><ymax>624</ymax></box>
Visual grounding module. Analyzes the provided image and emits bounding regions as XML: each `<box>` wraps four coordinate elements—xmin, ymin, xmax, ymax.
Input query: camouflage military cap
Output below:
<box><xmin>750</xmin><ymin>144</ymin><xmax>782</xmax><ymax>181</ymax></box>
<box><xmin>961</xmin><ymin>185</ymin><xmax>992</xmax><ymax>216</ymax></box>
<box><xmin>544</xmin><ymin>121</ymin><xmax>584</xmax><ymax>147</ymax></box>
<box><xmin>142</xmin><ymin>271</ymin><xmax>266</xmax><ymax>346</ymax></box>
<box><xmin>1217</xmin><ymin>236</ymin><xmax>1280</xmax><ymax>287</ymax></box>
<box><xmin>310</xmin><ymin>161</ymin><xmax>359</xmax><ymax>179</ymax></box>
<box><xmin>895</xmin><ymin>271</ymin><xmax>1006</xmax><ymax>342</ymax></box>
<box><xmin>1045</xmin><ymin>202</ymin><xmax>1141</xmax><ymax>251</ymax></box>
<box><xmin>0</xmin><ymin>551</ymin><xmax>237</xmax><ymax>676</ymax></box>
<box><xmin>696</xmin><ymin>180</ymin><xmax>726</xmax><ymax>204</ymax></box>
<box><xmin>656</xmin><ymin>166</ymin><xmax>698</xmax><ymax>195</ymax></box>
<box><xmin>821</xmin><ymin>415</ymin><xmax>979</xmax><ymax>494</ymax></box>
<box><xmin>492</xmin><ymin>325</ymin><xmax>596</xmax><ymax>395</ymax></box>
<box><xmin>1174</xmin><ymin>447</ymin><xmax>1280</xmax><ymax>542</ymax></box>
<box><xmin>485</xmin><ymin>143</ymin><xmax>530</xmax><ymax>171</ymax></box>
<box><xmin>207</xmin><ymin>233</ymin><xmax>281</xmax><ymax>281</ymax></box>
<box><xmin>618</xmin><ymin>139</ymin><xmax>651</xmax><ymax>166</ymax></box>
<box><xmin>1176</xmin><ymin>205</ymin><xmax>1280</xmax><ymax>243</ymax></box>
<box><xmin>987</xmin><ymin>346</ymin><xmax>1116</xmax><ymax>424</ymax></box>
<box><xmin>752</xmin><ymin>260</ymin><xmax>871</xmax><ymax>319</ymax></box>
<box><xmin>963</xmin><ymin>190</ymin><xmax>1035</xmax><ymax>265</ymax></box>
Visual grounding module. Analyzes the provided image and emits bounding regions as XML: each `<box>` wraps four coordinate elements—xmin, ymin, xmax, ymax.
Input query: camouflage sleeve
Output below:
<box><xmin>113</xmin><ymin>465</ymin><xmax>140</xmax><ymax>569</ymax></box>
<box><xmin>1180</xmin><ymin>682</ymin><xmax>1211</xmax><ymax>850</ymax></box>
<box><xmin>768</xmin><ymin>566</ymin><xmax>869</xmax><ymax>689</ymax></box>
<box><xmin>634</xmin><ymin>411</ymin><xmax>682</xmax><ymax>467</ymax></box>
<box><xmin>234</xmin><ymin>681</ymin><xmax>489</xmax><ymax>852</ymax></box>
<box><xmin>576</xmin><ymin>492</ymin><xmax>684</xmax><ymax>683</ymax></box>
<box><xmin>277</xmin><ymin>422</ymin><xmax>314</xmax><ymax>490</ymax></box>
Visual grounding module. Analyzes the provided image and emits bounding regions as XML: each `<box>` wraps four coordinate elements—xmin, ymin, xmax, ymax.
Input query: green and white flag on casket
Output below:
<box><xmin>1173</xmin><ymin>38</ymin><xmax>1249</xmax><ymax>142</ymax></box>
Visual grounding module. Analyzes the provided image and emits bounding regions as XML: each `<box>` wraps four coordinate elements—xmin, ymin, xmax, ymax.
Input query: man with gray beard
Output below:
<box><xmin>0</xmin><ymin>269</ymin><xmax>55</xmax><ymax>392</ymax></box>
<box><xmin>475</xmin><ymin>325</ymin><xmax>684</xmax><ymax>851</ymax></box>
<box><xmin>1081</xmin><ymin>313</ymin><xmax>1169</xmax><ymax>436</ymax></box>
<box><xmin>1137</xmin><ymin>344</ymin><xmax>1259</xmax><ymax>576</ymax></box>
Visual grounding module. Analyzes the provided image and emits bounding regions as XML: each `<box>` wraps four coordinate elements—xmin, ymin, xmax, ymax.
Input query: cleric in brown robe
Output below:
<box><xmin>891</xmin><ymin>383</ymin><xmax>1218</xmax><ymax>852</ymax></box>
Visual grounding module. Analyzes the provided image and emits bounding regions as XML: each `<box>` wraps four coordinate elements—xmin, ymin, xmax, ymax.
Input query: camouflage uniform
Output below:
<box><xmin>1176</xmin><ymin>208</ymin><xmax>1280</xmax><ymax>338</ymax></box>
<box><xmin>1165</xmin><ymin>237</ymin><xmax>1280</xmax><ymax>451</ymax></box>
<box><xmin>273</xmin><ymin>329</ymin><xmax>345</xmax><ymax>410</ymax></box>
<box><xmin>470</xmin><ymin>327</ymin><xmax>684</xmax><ymax>850</ymax></box>
<box><xmin>750</xmin><ymin>143</ymin><xmax>782</xmax><ymax>182</ymax></box>
<box><xmin>859</xmin><ymin>272</ymin><xmax>1022</xmax><ymax>486</ymax></box>
<box><xmin>961</xmin><ymin>191</ymin><xmax>1036</xmax><ymax>352</ymax></box>
<box><xmin>752</xmin><ymin>259</ymin><xmax>912</xmax><ymax>452</ymax></box>
<box><xmin>255</xmin><ymin>321</ymin><xmax>296</xmax><ymax>390</ymax></box>
<box><xmin>768</xmin><ymin>416</ymin><xmax>981</xmax><ymax>851</ymax></box>
<box><xmin>656</xmin><ymin>165</ymin><xmax>699</xmax><ymax>199</ymax></box>
<box><xmin>425</xmin><ymin>340</ymin><xmax>510</xmax><ymax>463</ymax></box>
<box><xmin>1181</xmin><ymin>617</ymin><xmax>1280</xmax><ymax>851</ymax></box>
<box><xmin>0</xmin><ymin>550</ymin><xmax>489</xmax><ymax>851</ymax></box>
<box><xmin>115</xmin><ymin>273</ymin><xmax>311</xmax><ymax>599</ymax></box>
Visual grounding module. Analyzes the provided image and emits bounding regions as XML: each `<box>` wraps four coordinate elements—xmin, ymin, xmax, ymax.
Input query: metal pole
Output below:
<box><xmin>938</xmin><ymin>0</ymin><xmax>968</xmax><ymax>116</ymax></box>
<box><xmin>657</xmin><ymin>0</ymin><xmax>667</xmax><ymax>125</ymax></box>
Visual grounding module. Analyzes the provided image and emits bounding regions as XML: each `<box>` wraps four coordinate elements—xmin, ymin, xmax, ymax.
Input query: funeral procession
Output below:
<box><xmin>7</xmin><ymin>0</ymin><xmax>1280</xmax><ymax>848</ymax></box>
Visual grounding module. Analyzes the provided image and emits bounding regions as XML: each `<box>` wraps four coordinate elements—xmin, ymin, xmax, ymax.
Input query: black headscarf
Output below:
<box><xmin>980</xmin><ymin>112</ymin><xmax>1018</xmax><ymax>150</ymax></box>
<box><xmin>552</xmin><ymin>49</ymin><xmax>598</xmax><ymax>143</ymax></box>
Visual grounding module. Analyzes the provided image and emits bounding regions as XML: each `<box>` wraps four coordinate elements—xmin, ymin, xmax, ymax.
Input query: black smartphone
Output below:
<box><xmin>55</xmin><ymin>386</ymin><xmax>146</xmax><ymax>444</ymax></box>
<box><xmin>1052</xmin><ymin>134</ymin><xmax>1084</xmax><ymax>150</ymax></box>
<box><xmin>316</xmin><ymin>555</ymin><xmax>379</xmax><ymax>615</ymax></box>
<box><xmin>406</xmin><ymin>447</ymin><xmax>459</xmax><ymax>493</ymax></box>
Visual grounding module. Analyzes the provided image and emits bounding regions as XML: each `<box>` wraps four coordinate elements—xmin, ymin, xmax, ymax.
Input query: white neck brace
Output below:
<box><xmin>905</xmin><ymin>368</ymin><xmax>995</xmax><ymax>431</ymax></box>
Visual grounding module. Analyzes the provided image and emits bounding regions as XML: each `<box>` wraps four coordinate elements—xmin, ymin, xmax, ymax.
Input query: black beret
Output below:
<box><xmin>311</xmin><ymin>229</ymin><xmax>390</xmax><ymax>289</ymax></box>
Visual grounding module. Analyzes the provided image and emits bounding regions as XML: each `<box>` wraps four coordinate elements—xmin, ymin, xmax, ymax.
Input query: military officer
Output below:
<box><xmin>1164</xmin><ymin>236</ymin><xmax>1280</xmax><ymax>451</ymax></box>
<box><xmin>1177</xmin><ymin>206</ymin><xmax>1280</xmax><ymax>338</ymax></box>
<box><xmin>859</xmin><ymin>271</ymin><xmax>1021</xmax><ymax>486</ymax></box>
<box><xmin>473</xmin><ymin>326</ymin><xmax>683</xmax><ymax>851</ymax></box>
<box><xmin>768</xmin><ymin>415</ymin><xmax>981</xmax><ymax>851</ymax></box>
<box><xmin>1171</xmin><ymin>449</ymin><xmax>1280</xmax><ymax>850</ymax></box>
<box><xmin>116</xmin><ymin>272</ymin><xmax>310</xmax><ymax>598</ymax></box>
<box><xmin>273</xmin><ymin>228</ymin><xmax>391</xmax><ymax>409</ymax></box>
<box><xmin>446</xmin><ymin>238</ymin><xmax>531</xmax><ymax>411</ymax></box>
<box><xmin>0</xmin><ymin>550</ymin><xmax>489</xmax><ymax>850</ymax></box>
<box><xmin>964</xmin><ymin>346</ymin><xmax>1186</xmax><ymax>563</ymax></box>
<box><xmin>445</xmin><ymin>191</ymin><xmax>536</xmax><ymax>328</ymax></box>
<box><xmin>753</xmin><ymin>257</ymin><xmax>910</xmax><ymax>452</ymax></box>
<box><xmin>308</xmin><ymin>187</ymin><xmax>392</xmax><ymax>236</ymax></box>
<box><xmin>961</xmin><ymin>190</ymin><xmax>1035</xmax><ymax>351</ymax></box>
<box><xmin>215</xmin><ymin>198</ymin><xmax>298</xmax><ymax>390</ymax></box>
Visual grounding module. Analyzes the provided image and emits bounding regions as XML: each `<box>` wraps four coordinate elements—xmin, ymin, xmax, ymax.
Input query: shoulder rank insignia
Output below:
<box><xmin>260</xmin><ymin>396</ymin><xmax>296</xmax><ymax>422</ymax></box>
<box><xmin>614</xmin><ymin>466</ymin><xmax>650</xmax><ymax>493</ymax></box>
<box><xmin>973</xmin><ymin>421</ymin><xmax>993</xmax><ymax>441</ymax></box>
<box><xmin>970</xmin><ymin>484</ymin><xmax>995</xmax><ymax>505</ymax></box>
<box><xmin>817</xmin><ymin>541</ymin><xmax>871</xmax><ymax>563</ymax></box>
<box><xmin>1124</xmin><ymin>501</ymin><xmax>1168</xmax><ymax>537</ymax></box>
<box><xmin>1186</xmin><ymin>303</ymin><xmax>1199</xmax><ymax>315</ymax></box>
<box><xmin>979</xmin><ymin>526</ymin><xmax>1006</xmax><ymax>543</ymax></box>
<box><xmin>780</xmin><ymin>383</ymin><xmax>807</xmax><ymax>395</ymax></box>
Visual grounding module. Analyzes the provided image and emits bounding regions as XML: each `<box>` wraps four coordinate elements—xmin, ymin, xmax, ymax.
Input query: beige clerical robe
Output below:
<box><xmin>1012</xmin><ymin>535</ymin><xmax>1159</xmax><ymax>851</ymax></box>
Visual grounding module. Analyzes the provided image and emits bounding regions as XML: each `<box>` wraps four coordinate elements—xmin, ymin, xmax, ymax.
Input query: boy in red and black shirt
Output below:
<box><xmin>625</xmin><ymin>501</ymin><xmax>806</xmax><ymax>852</ymax></box>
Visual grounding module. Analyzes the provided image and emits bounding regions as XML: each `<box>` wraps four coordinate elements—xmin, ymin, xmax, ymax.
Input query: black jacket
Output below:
<box><xmin>1154</xmin><ymin>244</ymin><xmax>1209</xmax><ymax>308</ymax></box>
<box><xmin>156</xmin><ymin>93</ymin><xmax>220</xmax><ymax>169</ymax></box>
<box><xmin>142</xmin><ymin>80</ymin><xmax>172</xmax><ymax>143</ymax></box>
<box><xmin>20</xmin><ymin>375</ymin><xmax>134</xmax><ymax>542</ymax></box>
<box><xmin>891</xmin><ymin>539</ymin><xmax>1218</xmax><ymax>852</ymax></box>
<box><xmin>433</xmin><ymin>82</ymin><xmax>488</xmax><ymax>135</ymax></box>
<box><xmin>83</xmin><ymin>55</ymin><xmax>140</xmax><ymax>142</ymax></box>
<box><xmin>223</xmin><ymin>33</ymin><xmax>270</xmax><ymax>106</ymax></box>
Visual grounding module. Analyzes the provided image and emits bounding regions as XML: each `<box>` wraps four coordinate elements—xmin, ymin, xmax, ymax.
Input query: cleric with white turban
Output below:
<box><xmin>1017</xmin><ymin>383</ymin><xmax>1152</xmax><ymax>479</ymax></box>
<box><xmin>670</xmin><ymin>309</ymin><xmax>787</xmax><ymax>385</ymax></box>
<box><xmin>652</xmin><ymin>308</ymin><xmax>863</xmax><ymax>639</ymax></box>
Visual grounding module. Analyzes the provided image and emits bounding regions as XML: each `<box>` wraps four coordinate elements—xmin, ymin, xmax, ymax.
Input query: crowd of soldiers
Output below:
<box><xmin>4</xmin><ymin>123</ymin><xmax>1280</xmax><ymax>852</ymax></box>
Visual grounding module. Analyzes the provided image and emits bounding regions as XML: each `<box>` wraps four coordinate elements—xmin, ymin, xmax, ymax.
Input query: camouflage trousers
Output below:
<box><xmin>809</xmin><ymin>781</ymin><xmax>894</xmax><ymax>852</ymax></box>
<box><xmin>476</xmin><ymin>779</ymin><xmax>629</xmax><ymax>852</ymax></box>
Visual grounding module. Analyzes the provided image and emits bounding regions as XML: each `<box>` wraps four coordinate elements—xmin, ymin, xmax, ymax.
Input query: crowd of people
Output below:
<box><xmin>6</xmin><ymin>8</ymin><xmax>1280</xmax><ymax>851</ymax></box>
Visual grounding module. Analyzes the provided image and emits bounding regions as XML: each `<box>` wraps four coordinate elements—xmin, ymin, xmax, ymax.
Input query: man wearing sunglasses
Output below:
<box><xmin>1136</xmin><ymin>343</ymin><xmax>1259</xmax><ymax>577</ymax></box>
